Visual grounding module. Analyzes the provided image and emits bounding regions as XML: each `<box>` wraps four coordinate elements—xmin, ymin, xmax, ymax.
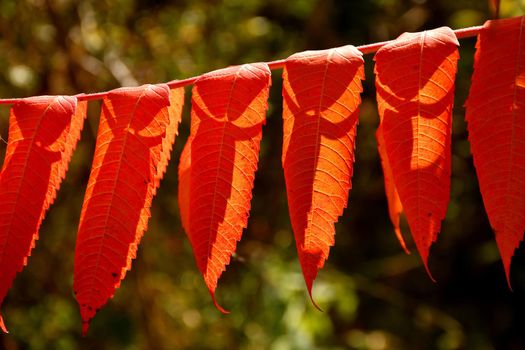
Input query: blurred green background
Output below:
<box><xmin>1</xmin><ymin>0</ymin><xmax>525</xmax><ymax>349</ymax></box>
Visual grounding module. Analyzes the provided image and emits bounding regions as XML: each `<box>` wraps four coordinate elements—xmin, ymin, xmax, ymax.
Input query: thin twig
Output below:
<box><xmin>0</xmin><ymin>25</ymin><xmax>483</xmax><ymax>105</ymax></box>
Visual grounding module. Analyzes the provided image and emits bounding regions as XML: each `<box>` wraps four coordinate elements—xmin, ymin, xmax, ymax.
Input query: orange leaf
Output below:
<box><xmin>74</xmin><ymin>85</ymin><xmax>183</xmax><ymax>335</ymax></box>
<box><xmin>0</xmin><ymin>316</ymin><xmax>6</xmax><ymax>333</ymax></box>
<box><xmin>178</xmin><ymin>63</ymin><xmax>271</xmax><ymax>312</ymax></box>
<box><xmin>0</xmin><ymin>96</ymin><xmax>86</xmax><ymax>332</ymax></box>
<box><xmin>376</xmin><ymin>126</ymin><xmax>409</xmax><ymax>254</ymax></box>
<box><xmin>465</xmin><ymin>16</ymin><xmax>525</xmax><ymax>285</ymax></box>
<box><xmin>374</xmin><ymin>27</ymin><xmax>459</xmax><ymax>276</ymax></box>
<box><xmin>281</xmin><ymin>46</ymin><xmax>364</xmax><ymax>303</ymax></box>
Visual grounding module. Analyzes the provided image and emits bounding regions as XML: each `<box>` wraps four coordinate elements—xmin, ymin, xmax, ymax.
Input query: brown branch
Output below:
<box><xmin>0</xmin><ymin>25</ymin><xmax>483</xmax><ymax>104</ymax></box>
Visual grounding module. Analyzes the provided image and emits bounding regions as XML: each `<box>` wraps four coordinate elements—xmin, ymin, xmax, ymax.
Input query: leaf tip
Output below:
<box><xmin>210</xmin><ymin>291</ymin><xmax>230</xmax><ymax>315</ymax></box>
<box><xmin>0</xmin><ymin>314</ymin><xmax>8</xmax><ymax>333</ymax></box>
<box><xmin>421</xmin><ymin>258</ymin><xmax>437</xmax><ymax>283</ymax></box>
<box><xmin>77</xmin><ymin>299</ymin><xmax>97</xmax><ymax>336</ymax></box>
<box><xmin>394</xmin><ymin>228</ymin><xmax>410</xmax><ymax>255</ymax></box>
<box><xmin>81</xmin><ymin>321</ymin><xmax>90</xmax><ymax>337</ymax></box>
<box><xmin>506</xmin><ymin>277</ymin><xmax>513</xmax><ymax>293</ymax></box>
<box><xmin>302</xmin><ymin>266</ymin><xmax>323</xmax><ymax>311</ymax></box>
<box><xmin>495</xmin><ymin>232</ymin><xmax>518</xmax><ymax>291</ymax></box>
<box><xmin>306</xmin><ymin>286</ymin><xmax>323</xmax><ymax>312</ymax></box>
<box><xmin>502</xmin><ymin>256</ymin><xmax>513</xmax><ymax>292</ymax></box>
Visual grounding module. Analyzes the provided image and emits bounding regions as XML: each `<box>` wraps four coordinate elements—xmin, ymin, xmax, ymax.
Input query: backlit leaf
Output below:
<box><xmin>465</xmin><ymin>16</ymin><xmax>525</xmax><ymax>284</ymax></box>
<box><xmin>374</xmin><ymin>27</ymin><xmax>459</xmax><ymax>274</ymax></box>
<box><xmin>281</xmin><ymin>46</ymin><xmax>364</xmax><ymax>302</ymax></box>
<box><xmin>178</xmin><ymin>63</ymin><xmax>271</xmax><ymax>311</ymax></box>
<box><xmin>74</xmin><ymin>85</ymin><xmax>183</xmax><ymax>334</ymax></box>
<box><xmin>0</xmin><ymin>96</ymin><xmax>86</xmax><ymax>332</ymax></box>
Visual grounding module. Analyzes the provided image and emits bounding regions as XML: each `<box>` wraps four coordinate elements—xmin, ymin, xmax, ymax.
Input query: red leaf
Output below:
<box><xmin>465</xmin><ymin>16</ymin><xmax>525</xmax><ymax>285</ymax></box>
<box><xmin>374</xmin><ymin>27</ymin><xmax>459</xmax><ymax>275</ymax></box>
<box><xmin>178</xmin><ymin>63</ymin><xmax>271</xmax><ymax>311</ymax></box>
<box><xmin>281</xmin><ymin>46</ymin><xmax>364</xmax><ymax>302</ymax></box>
<box><xmin>0</xmin><ymin>96</ymin><xmax>86</xmax><ymax>332</ymax></box>
<box><xmin>376</xmin><ymin>126</ymin><xmax>409</xmax><ymax>254</ymax></box>
<box><xmin>74</xmin><ymin>85</ymin><xmax>183</xmax><ymax>335</ymax></box>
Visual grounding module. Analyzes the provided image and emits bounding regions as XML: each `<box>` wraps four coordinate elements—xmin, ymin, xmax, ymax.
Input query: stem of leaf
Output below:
<box><xmin>0</xmin><ymin>26</ymin><xmax>482</xmax><ymax>104</ymax></box>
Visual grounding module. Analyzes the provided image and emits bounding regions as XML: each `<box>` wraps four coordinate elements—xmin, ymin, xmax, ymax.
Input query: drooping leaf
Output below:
<box><xmin>376</xmin><ymin>126</ymin><xmax>409</xmax><ymax>254</ymax></box>
<box><xmin>465</xmin><ymin>16</ymin><xmax>525</xmax><ymax>284</ymax></box>
<box><xmin>0</xmin><ymin>96</ymin><xmax>86</xmax><ymax>332</ymax></box>
<box><xmin>74</xmin><ymin>85</ymin><xmax>183</xmax><ymax>335</ymax></box>
<box><xmin>374</xmin><ymin>27</ymin><xmax>459</xmax><ymax>274</ymax></box>
<box><xmin>179</xmin><ymin>63</ymin><xmax>271</xmax><ymax>311</ymax></box>
<box><xmin>281</xmin><ymin>46</ymin><xmax>364</xmax><ymax>301</ymax></box>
